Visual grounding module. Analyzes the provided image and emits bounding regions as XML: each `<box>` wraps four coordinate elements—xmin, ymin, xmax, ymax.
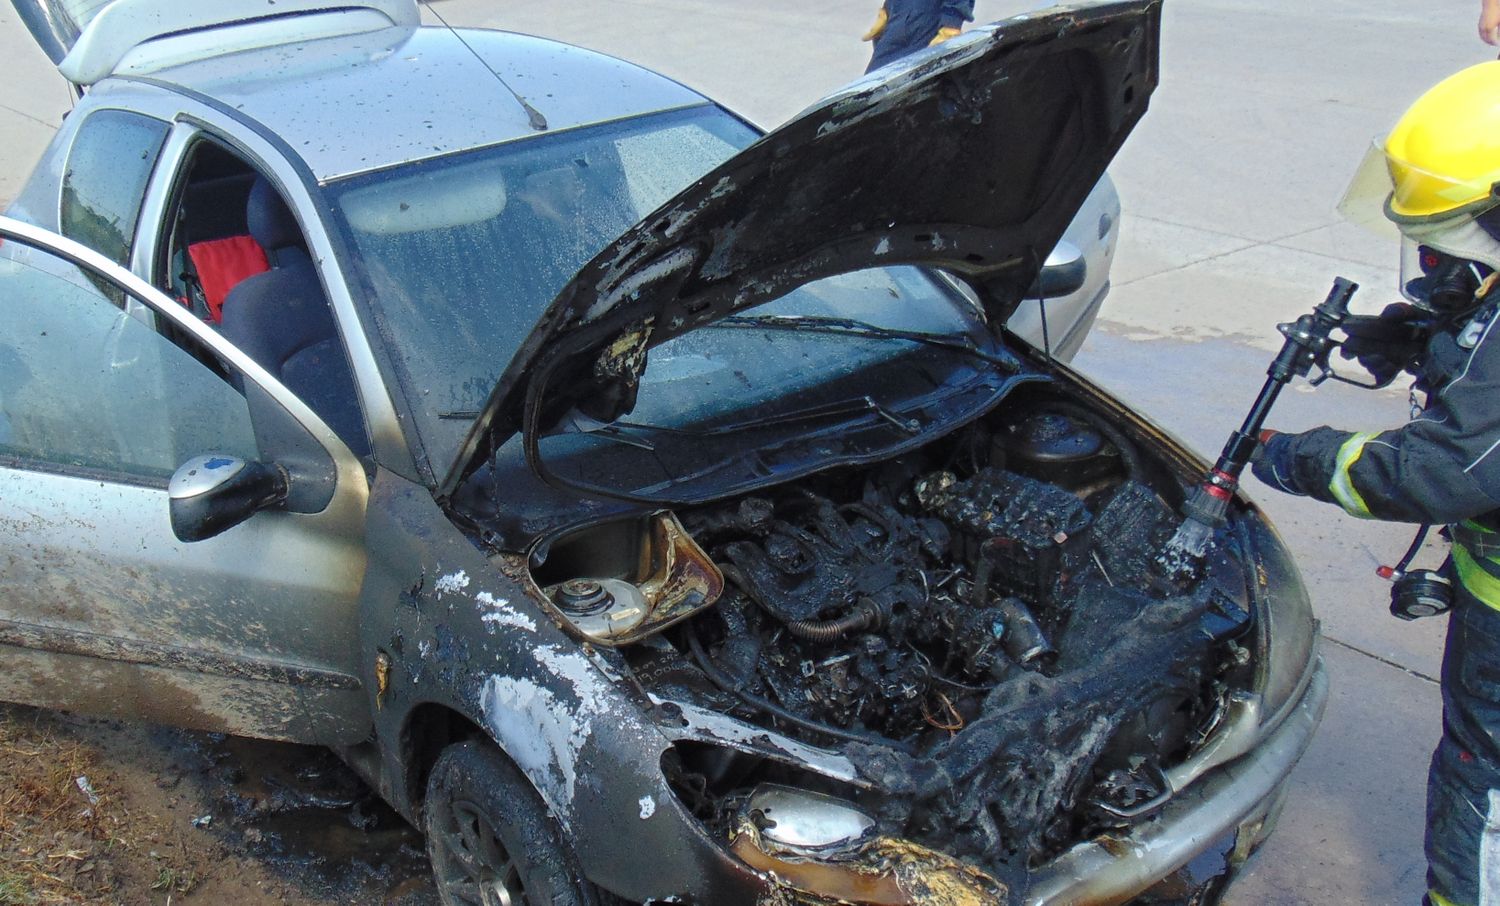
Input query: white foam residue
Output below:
<box><xmin>476</xmin><ymin>591</ymin><xmax>535</xmax><ymax>633</ymax></box>
<box><xmin>586</xmin><ymin>247</ymin><xmax>695</xmax><ymax>320</ymax></box>
<box><xmin>481</xmin><ymin>610</ymin><xmax>536</xmax><ymax>633</ymax></box>
<box><xmin>533</xmin><ymin>647</ymin><xmax>612</xmax><ymax>718</ymax></box>
<box><xmin>480</xmin><ymin>674</ymin><xmax>588</xmax><ymax>817</ymax></box>
<box><xmin>662</xmin><ymin>698</ymin><xmax>862</xmax><ymax>781</ymax></box>
<box><xmin>475</xmin><ymin>646</ymin><xmax>617</xmax><ymax>819</ymax></box>
<box><xmin>434</xmin><ymin>570</ymin><xmax>470</xmax><ymax>597</ymax></box>
<box><xmin>638</xmin><ymin>795</ymin><xmax>656</xmax><ymax>819</ymax></box>
<box><xmin>475</xmin><ymin>590</ymin><xmax>509</xmax><ymax>608</ymax></box>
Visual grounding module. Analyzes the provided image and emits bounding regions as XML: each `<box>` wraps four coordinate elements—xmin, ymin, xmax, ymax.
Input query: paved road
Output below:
<box><xmin>2</xmin><ymin>1</ymin><xmax>1493</xmax><ymax>902</ymax></box>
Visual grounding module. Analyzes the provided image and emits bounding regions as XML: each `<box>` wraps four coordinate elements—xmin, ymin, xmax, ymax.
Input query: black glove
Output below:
<box><xmin>1337</xmin><ymin>302</ymin><xmax>1431</xmax><ymax>387</ymax></box>
<box><xmin>1250</xmin><ymin>430</ymin><xmax>1305</xmax><ymax>496</ymax></box>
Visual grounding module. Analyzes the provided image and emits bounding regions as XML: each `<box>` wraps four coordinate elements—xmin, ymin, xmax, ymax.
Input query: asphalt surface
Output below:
<box><xmin>1</xmin><ymin>1</ymin><xmax>1495</xmax><ymax>903</ymax></box>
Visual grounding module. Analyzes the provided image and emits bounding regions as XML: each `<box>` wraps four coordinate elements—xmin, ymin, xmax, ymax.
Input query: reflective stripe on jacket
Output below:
<box><xmin>1454</xmin><ymin>521</ymin><xmax>1500</xmax><ymax>609</ymax></box>
<box><xmin>1278</xmin><ymin>301</ymin><xmax>1500</xmax><ymax>525</ymax></box>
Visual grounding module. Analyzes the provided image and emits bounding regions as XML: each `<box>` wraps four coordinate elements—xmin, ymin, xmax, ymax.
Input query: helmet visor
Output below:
<box><xmin>1339</xmin><ymin>137</ymin><xmax>1500</xmax><ymax>235</ymax></box>
<box><xmin>1338</xmin><ymin>139</ymin><xmax>1402</xmax><ymax>237</ymax></box>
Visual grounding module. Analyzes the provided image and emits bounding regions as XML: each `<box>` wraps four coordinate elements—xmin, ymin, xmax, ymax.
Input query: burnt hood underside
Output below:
<box><xmin>441</xmin><ymin>0</ymin><xmax>1161</xmax><ymax>500</ymax></box>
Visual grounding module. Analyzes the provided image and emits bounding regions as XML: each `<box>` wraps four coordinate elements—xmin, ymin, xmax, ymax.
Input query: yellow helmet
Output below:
<box><xmin>1341</xmin><ymin>61</ymin><xmax>1500</xmax><ymax>231</ymax></box>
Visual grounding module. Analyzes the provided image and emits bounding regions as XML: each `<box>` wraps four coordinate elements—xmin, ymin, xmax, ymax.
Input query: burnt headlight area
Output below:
<box><xmin>532</xmin><ymin>393</ymin><xmax>1260</xmax><ymax>892</ymax></box>
<box><xmin>662</xmin><ymin>745</ymin><xmax>1007</xmax><ymax>904</ymax></box>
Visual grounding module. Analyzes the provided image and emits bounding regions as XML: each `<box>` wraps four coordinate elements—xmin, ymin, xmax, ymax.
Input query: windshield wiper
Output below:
<box><xmin>605</xmin><ymin>394</ymin><xmax>925</xmax><ymax>439</ymax></box>
<box><xmin>442</xmin><ymin>316</ymin><xmax>1017</xmax><ymax>425</ymax></box>
<box><xmin>714</xmin><ymin>314</ymin><xmax>1020</xmax><ymax>372</ymax></box>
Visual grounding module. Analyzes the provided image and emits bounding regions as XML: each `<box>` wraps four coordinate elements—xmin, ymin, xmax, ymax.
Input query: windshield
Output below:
<box><xmin>328</xmin><ymin>105</ymin><xmax>1008</xmax><ymax>489</ymax></box>
<box><xmin>328</xmin><ymin>105</ymin><xmax>758</xmax><ymax>471</ymax></box>
<box><xmin>520</xmin><ymin>268</ymin><xmax>1021</xmax><ymax>501</ymax></box>
<box><xmin>612</xmin><ymin>267</ymin><xmax>994</xmax><ymax>429</ymax></box>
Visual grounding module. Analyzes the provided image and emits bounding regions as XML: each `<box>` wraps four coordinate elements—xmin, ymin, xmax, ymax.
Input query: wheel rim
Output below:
<box><xmin>434</xmin><ymin>797</ymin><xmax>527</xmax><ymax>906</ymax></box>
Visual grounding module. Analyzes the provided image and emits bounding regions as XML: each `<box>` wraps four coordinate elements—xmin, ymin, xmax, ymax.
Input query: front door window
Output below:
<box><xmin>0</xmin><ymin>221</ymin><xmax>370</xmax><ymax>745</ymax></box>
<box><xmin>0</xmin><ymin>242</ymin><xmax>257</xmax><ymax>481</ymax></box>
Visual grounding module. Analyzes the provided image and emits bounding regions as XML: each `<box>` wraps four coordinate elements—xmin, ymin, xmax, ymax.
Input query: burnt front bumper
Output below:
<box><xmin>1026</xmin><ymin>654</ymin><xmax>1329</xmax><ymax>905</ymax></box>
<box><xmin>708</xmin><ymin>654</ymin><xmax>1326</xmax><ymax>906</ymax></box>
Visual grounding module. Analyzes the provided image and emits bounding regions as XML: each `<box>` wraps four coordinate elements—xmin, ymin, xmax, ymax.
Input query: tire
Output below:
<box><xmin>424</xmin><ymin>740</ymin><xmax>603</xmax><ymax>906</ymax></box>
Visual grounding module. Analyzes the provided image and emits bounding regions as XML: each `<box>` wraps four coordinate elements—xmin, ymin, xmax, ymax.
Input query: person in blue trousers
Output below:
<box><xmin>861</xmin><ymin>0</ymin><xmax>975</xmax><ymax>72</ymax></box>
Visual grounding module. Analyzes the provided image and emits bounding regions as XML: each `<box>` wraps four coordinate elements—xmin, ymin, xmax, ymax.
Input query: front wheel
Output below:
<box><xmin>424</xmin><ymin>740</ymin><xmax>601</xmax><ymax>906</ymax></box>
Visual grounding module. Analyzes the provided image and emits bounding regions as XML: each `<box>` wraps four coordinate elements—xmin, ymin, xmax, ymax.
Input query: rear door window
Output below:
<box><xmin>60</xmin><ymin>109</ymin><xmax>170</xmax><ymax>268</ymax></box>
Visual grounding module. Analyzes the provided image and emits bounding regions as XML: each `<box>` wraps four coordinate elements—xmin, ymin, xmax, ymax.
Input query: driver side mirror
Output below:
<box><xmin>168</xmin><ymin>454</ymin><xmax>289</xmax><ymax>542</ymax></box>
<box><xmin>1028</xmin><ymin>240</ymin><xmax>1087</xmax><ymax>298</ymax></box>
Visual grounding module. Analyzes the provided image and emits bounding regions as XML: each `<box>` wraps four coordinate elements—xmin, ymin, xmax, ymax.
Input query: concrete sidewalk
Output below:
<box><xmin>1</xmin><ymin>1</ymin><xmax>1491</xmax><ymax>902</ymax></box>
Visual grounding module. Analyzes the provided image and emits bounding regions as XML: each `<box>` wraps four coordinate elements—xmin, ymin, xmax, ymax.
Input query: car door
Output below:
<box><xmin>0</xmin><ymin>215</ymin><xmax>372</xmax><ymax>745</ymax></box>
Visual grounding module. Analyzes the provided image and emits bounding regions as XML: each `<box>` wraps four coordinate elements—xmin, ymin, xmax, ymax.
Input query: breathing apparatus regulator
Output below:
<box><xmin>1402</xmin><ymin>242</ymin><xmax>1493</xmax><ymax>318</ymax></box>
<box><xmin>1160</xmin><ymin>61</ymin><xmax>1500</xmax><ymax>621</ymax></box>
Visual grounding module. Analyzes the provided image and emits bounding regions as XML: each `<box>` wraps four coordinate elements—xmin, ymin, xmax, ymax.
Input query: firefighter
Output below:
<box><xmin>860</xmin><ymin>0</ymin><xmax>975</xmax><ymax>72</ymax></box>
<box><xmin>1252</xmin><ymin>61</ymin><xmax>1500</xmax><ymax>906</ymax></box>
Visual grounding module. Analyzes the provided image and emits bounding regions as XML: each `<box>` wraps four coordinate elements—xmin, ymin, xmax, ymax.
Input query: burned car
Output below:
<box><xmin>0</xmin><ymin>0</ymin><xmax>1324</xmax><ymax>903</ymax></box>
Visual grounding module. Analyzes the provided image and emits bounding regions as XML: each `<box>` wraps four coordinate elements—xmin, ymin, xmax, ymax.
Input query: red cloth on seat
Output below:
<box><xmin>187</xmin><ymin>236</ymin><xmax>269</xmax><ymax>323</ymax></box>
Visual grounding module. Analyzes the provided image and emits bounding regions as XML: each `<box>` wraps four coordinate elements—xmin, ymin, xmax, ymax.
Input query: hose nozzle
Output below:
<box><xmin>1158</xmin><ymin>278</ymin><xmax>1360</xmax><ymax>583</ymax></box>
<box><xmin>1156</xmin><ymin>472</ymin><xmax>1235</xmax><ymax>579</ymax></box>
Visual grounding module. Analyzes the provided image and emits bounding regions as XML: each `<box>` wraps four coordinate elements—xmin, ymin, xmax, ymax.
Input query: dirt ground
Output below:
<box><xmin>0</xmin><ymin>703</ymin><xmax>436</xmax><ymax>905</ymax></box>
<box><xmin>0</xmin><ymin>700</ymin><xmax>1245</xmax><ymax>906</ymax></box>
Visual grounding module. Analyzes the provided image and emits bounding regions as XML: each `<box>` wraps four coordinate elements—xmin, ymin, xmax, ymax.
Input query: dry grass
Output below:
<box><xmin>0</xmin><ymin>709</ymin><xmax>200</xmax><ymax>904</ymax></box>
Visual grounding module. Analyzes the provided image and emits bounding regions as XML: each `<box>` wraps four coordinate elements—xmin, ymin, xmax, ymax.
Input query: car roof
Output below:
<box><xmin>130</xmin><ymin>24</ymin><xmax>711</xmax><ymax>183</ymax></box>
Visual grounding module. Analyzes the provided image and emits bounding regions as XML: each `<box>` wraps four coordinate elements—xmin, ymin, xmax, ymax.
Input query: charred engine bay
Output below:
<box><xmin>540</xmin><ymin>395</ymin><xmax>1256</xmax><ymax>892</ymax></box>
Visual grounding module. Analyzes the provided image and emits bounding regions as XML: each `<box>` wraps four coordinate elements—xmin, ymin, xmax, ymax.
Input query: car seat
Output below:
<box><xmin>220</xmin><ymin>178</ymin><xmax>369</xmax><ymax>456</ymax></box>
<box><xmin>185</xmin><ymin>235</ymin><xmax>267</xmax><ymax>322</ymax></box>
<box><xmin>178</xmin><ymin>168</ymin><xmax>272</xmax><ymax>323</ymax></box>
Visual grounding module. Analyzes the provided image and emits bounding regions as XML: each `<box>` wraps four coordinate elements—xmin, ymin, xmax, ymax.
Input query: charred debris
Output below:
<box><xmin>517</xmin><ymin>386</ymin><xmax>1256</xmax><ymax>897</ymax></box>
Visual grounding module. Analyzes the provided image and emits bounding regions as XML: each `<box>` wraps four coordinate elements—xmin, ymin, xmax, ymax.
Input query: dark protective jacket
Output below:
<box><xmin>867</xmin><ymin>0</ymin><xmax>977</xmax><ymax>72</ymax></box>
<box><xmin>1270</xmin><ymin>286</ymin><xmax>1500</xmax><ymax>906</ymax></box>
<box><xmin>1276</xmin><ymin>296</ymin><xmax>1500</xmax><ymax>602</ymax></box>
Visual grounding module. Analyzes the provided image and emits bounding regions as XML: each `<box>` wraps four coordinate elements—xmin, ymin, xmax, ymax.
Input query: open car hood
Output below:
<box><xmin>440</xmin><ymin>0</ymin><xmax>1160</xmax><ymax>500</ymax></box>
